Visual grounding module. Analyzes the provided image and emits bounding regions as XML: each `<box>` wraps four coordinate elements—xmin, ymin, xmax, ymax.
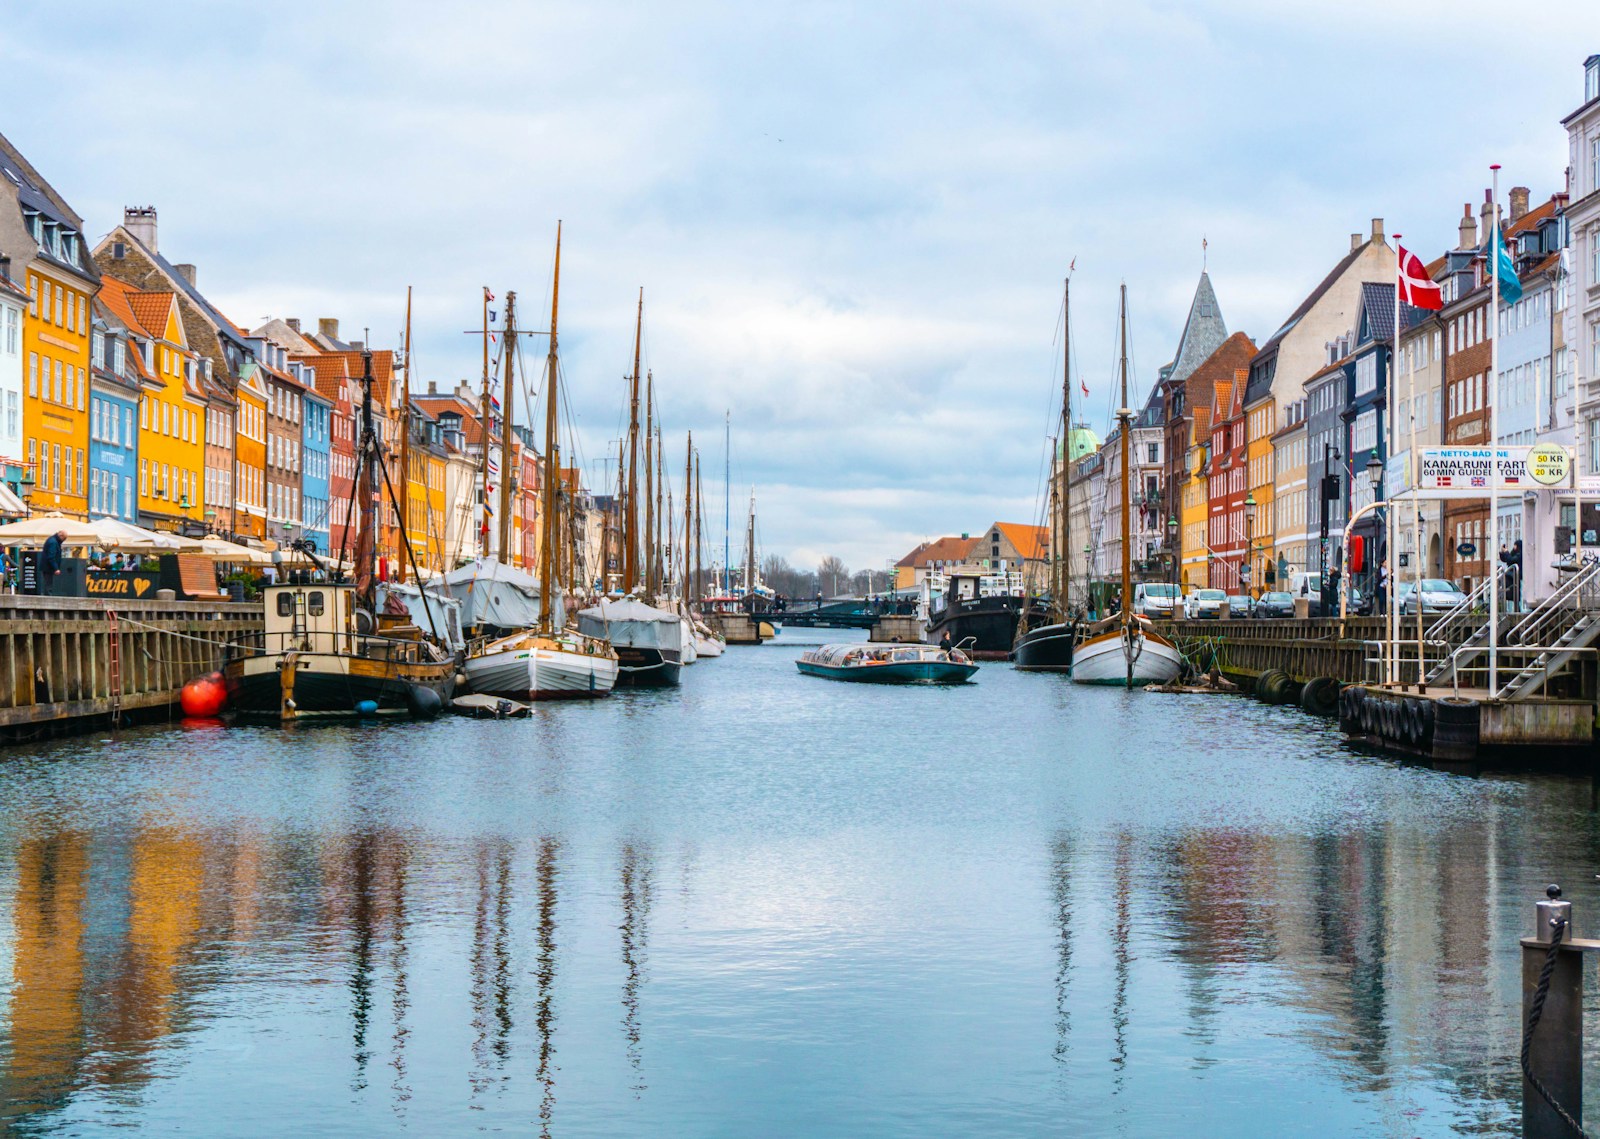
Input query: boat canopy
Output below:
<box><xmin>377</xmin><ymin>581</ymin><xmax>465</xmax><ymax>650</ymax></box>
<box><xmin>441</xmin><ymin>557</ymin><xmax>564</xmax><ymax>631</ymax></box>
<box><xmin>577</xmin><ymin>597</ymin><xmax>681</xmax><ymax>650</ymax></box>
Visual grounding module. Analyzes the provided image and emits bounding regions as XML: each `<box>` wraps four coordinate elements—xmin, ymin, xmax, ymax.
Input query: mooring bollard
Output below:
<box><xmin>1521</xmin><ymin>884</ymin><xmax>1592</xmax><ymax>1138</ymax></box>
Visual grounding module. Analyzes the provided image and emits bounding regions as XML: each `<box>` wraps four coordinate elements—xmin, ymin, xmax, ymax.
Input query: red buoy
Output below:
<box><xmin>180</xmin><ymin>671</ymin><xmax>229</xmax><ymax>717</ymax></box>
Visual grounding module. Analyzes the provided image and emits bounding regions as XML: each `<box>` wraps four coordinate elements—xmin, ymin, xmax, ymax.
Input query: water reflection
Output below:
<box><xmin>618</xmin><ymin>840</ymin><xmax>655</xmax><ymax>1093</ymax></box>
<box><xmin>2</xmin><ymin>661</ymin><xmax>1600</xmax><ymax>1136</ymax></box>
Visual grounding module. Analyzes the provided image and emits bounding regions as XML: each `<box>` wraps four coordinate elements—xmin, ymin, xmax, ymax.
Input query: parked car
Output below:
<box><xmin>1287</xmin><ymin>571</ymin><xmax>1325</xmax><ymax>616</ymax></box>
<box><xmin>1398</xmin><ymin>578</ymin><xmax>1468</xmax><ymax>615</ymax></box>
<box><xmin>1187</xmin><ymin>589</ymin><xmax>1227</xmax><ymax>619</ymax></box>
<box><xmin>1224</xmin><ymin>594</ymin><xmax>1254</xmax><ymax>617</ymax></box>
<box><xmin>1134</xmin><ymin>582</ymin><xmax>1183</xmax><ymax>619</ymax></box>
<box><xmin>1255</xmin><ymin>590</ymin><xmax>1295</xmax><ymax>618</ymax></box>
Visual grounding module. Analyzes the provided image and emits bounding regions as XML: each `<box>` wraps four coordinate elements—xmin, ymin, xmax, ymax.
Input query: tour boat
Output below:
<box><xmin>224</xmin><ymin>352</ymin><xmax>457</xmax><ymax>721</ymax></box>
<box><xmin>796</xmin><ymin>642</ymin><xmax>978</xmax><ymax>684</ymax></box>
<box><xmin>456</xmin><ymin>233</ymin><xmax>620</xmax><ymax>701</ymax></box>
<box><xmin>924</xmin><ymin>570</ymin><xmax>1027</xmax><ymax>658</ymax></box>
<box><xmin>1070</xmin><ymin>285</ymin><xmax>1183</xmax><ymax>688</ymax></box>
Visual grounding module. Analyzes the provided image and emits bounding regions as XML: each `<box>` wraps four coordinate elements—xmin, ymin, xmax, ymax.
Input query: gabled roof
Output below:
<box><xmin>320</xmin><ymin>349</ymin><xmax>397</xmax><ymax>406</ymax></box>
<box><xmin>0</xmin><ymin>130</ymin><xmax>98</xmax><ymax>286</ymax></box>
<box><xmin>1357</xmin><ymin>282</ymin><xmax>1395</xmax><ymax>345</ymax></box>
<box><xmin>95</xmin><ymin>276</ymin><xmax>155</xmax><ymax>339</ymax></box>
<box><xmin>128</xmin><ymin>291</ymin><xmax>182</xmax><ymax>346</ymax></box>
<box><xmin>1164</xmin><ymin>270</ymin><xmax>1229</xmax><ymax>389</ymax></box>
<box><xmin>252</xmin><ymin>318</ymin><xmax>319</xmax><ymax>355</ymax></box>
<box><xmin>896</xmin><ymin>535</ymin><xmax>977</xmax><ymax>568</ymax></box>
<box><xmin>293</xmin><ymin>353</ymin><xmax>354</xmax><ymax>403</ymax></box>
<box><xmin>993</xmin><ymin>521</ymin><xmax>1049</xmax><ymax>560</ymax></box>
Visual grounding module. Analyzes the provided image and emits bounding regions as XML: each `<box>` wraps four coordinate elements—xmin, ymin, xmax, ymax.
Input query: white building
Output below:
<box><xmin>1565</xmin><ymin>54</ymin><xmax>1600</xmax><ymax>536</ymax></box>
<box><xmin>0</xmin><ymin>264</ymin><xmax>23</xmax><ymax>491</ymax></box>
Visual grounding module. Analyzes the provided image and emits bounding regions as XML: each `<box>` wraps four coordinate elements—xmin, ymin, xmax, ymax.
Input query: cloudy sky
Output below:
<box><xmin>9</xmin><ymin>0</ymin><xmax>1599</xmax><ymax>571</ymax></box>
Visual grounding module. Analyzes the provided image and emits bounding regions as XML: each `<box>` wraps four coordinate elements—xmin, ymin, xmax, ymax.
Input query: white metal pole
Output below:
<box><xmin>1388</xmin><ymin>234</ymin><xmax>1401</xmax><ymax>687</ymax></box>
<box><xmin>1489</xmin><ymin>166</ymin><xmax>1501</xmax><ymax>695</ymax></box>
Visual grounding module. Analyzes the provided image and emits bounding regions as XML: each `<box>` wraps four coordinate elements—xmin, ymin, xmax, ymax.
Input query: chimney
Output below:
<box><xmin>1510</xmin><ymin>185</ymin><xmax>1530</xmax><ymax>220</ymax></box>
<box><xmin>1370</xmin><ymin>217</ymin><xmax>1384</xmax><ymax>242</ymax></box>
<box><xmin>1350</xmin><ymin>233</ymin><xmax>1362</xmax><ymax>252</ymax></box>
<box><xmin>1480</xmin><ymin>190</ymin><xmax>1495</xmax><ymax>243</ymax></box>
<box><xmin>318</xmin><ymin>318</ymin><xmax>339</xmax><ymax>341</ymax></box>
<box><xmin>1459</xmin><ymin>203</ymin><xmax>1477</xmax><ymax>250</ymax></box>
<box><xmin>428</xmin><ymin>381</ymin><xmax>437</xmax><ymax>395</ymax></box>
<box><xmin>174</xmin><ymin>263</ymin><xmax>197</xmax><ymax>287</ymax></box>
<box><xmin>350</xmin><ymin>340</ymin><xmax>364</xmax><ymax>352</ymax></box>
<box><xmin>123</xmin><ymin>206</ymin><xmax>158</xmax><ymax>253</ymax></box>
<box><xmin>286</xmin><ymin>317</ymin><xmax>300</xmax><ymax>333</ymax></box>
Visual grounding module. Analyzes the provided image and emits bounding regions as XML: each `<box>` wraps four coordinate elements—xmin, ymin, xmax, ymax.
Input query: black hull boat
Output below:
<box><xmin>226</xmin><ymin>648</ymin><xmax>454</xmax><ymax>720</ymax></box>
<box><xmin>1012</xmin><ymin>620</ymin><xmax>1076</xmax><ymax>671</ymax></box>
<box><xmin>925</xmin><ymin>595</ymin><xmax>1023</xmax><ymax>659</ymax></box>
<box><xmin>613</xmin><ymin>644</ymin><xmax>683</xmax><ymax>688</ymax></box>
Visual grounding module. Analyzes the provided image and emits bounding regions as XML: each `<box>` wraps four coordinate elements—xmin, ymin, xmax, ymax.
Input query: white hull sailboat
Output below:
<box><xmin>1069</xmin><ymin>620</ymin><xmax>1182</xmax><ymax>686</ymax></box>
<box><xmin>465</xmin><ymin>630</ymin><xmax>619</xmax><ymax>699</ymax></box>
<box><xmin>1072</xmin><ymin>283</ymin><xmax>1185</xmax><ymax>689</ymax></box>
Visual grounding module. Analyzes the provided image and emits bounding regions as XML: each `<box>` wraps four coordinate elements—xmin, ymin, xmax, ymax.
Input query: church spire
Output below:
<box><xmin>1165</xmin><ymin>269</ymin><xmax>1228</xmax><ymax>389</ymax></box>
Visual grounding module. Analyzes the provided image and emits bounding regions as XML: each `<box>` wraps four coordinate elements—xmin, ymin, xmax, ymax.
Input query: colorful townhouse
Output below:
<box><xmin>232</xmin><ymin>361</ymin><xmax>269</xmax><ymax>541</ymax></box>
<box><xmin>0</xmin><ymin>262</ymin><xmax>28</xmax><ymax>505</ymax></box>
<box><xmin>110</xmin><ymin>283</ymin><xmax>207</xmax><ymax>532</ymax></box>
<box><xmin>1157</xmin><ymin>273</ymin><xmax>1231</xmax><ymax>584</ymax></box>
<box><xmin>1270</xmin><ymin>395</ymin><xmax>1308</xmax><ymax>579</ymax></box>
<box><xmin>1206</xmin><ymin>368</ymin><xmax>1248</xmax><ymax>588</ymax></box>
<box><xmin>94</xmin><ymin>207</ymin><xmax>253</xmax><ymax>537</ymax></box>
<box><xmin>297</xmin><ymin>354</ymin><xmax>356</xmax><ymax>558</ymax></box>
<box><xmin>1565</xmin><ymin>54</ymin><xmax>1600</xmax><ymax>495</ymax></box>
<box><xmin>1</xmin><ymin>133</ymin><xmax>98</xmax><ymax>518</ymax></box>
<box><xmin>1246</xmin><ymin>223</ymin><xmax>1395</xmax><ymax>581</ymax></box>
<box><xmin>1340</xmin><ymin>283</ymin><xmax>1396</xmax><ymax>594</ymax></box>
<box><xmin>1395</xmin><ymin>277</ymin><xmax>1448</xmax><ymax>579</ymax></box>
<box><xmin>87</xmin><ymin>286</ymin><xmax>148</xmax><ymax>522</ymax></box>
<box><xmin>302</xmin><ymin>385</ymin><xmax>333</xmax><ymax>555</ymax></box>
<box><xmin>1304</xmin><ymin>352</ymin><xmax>1353</xmax><ymax>581</ymax></box>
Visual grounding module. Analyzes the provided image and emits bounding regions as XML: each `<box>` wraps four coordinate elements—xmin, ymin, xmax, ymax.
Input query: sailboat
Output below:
<box><xmin>224</xmin><ymin>350</ymin><xmax>458</xmax><ymax>720</ymax></box>
<box><xmin>578</xmin><ymin>290</ymin><xmax>684</xmax><ymax>687</ymax></box>
<box><xmin>460</xmin><ymin>233</ymin><xmax>620</xmax><ymax>700</ymax></box>
<box><xmin>1070</xmin><ymin>285</ymin><xmax>1184</xmax><ymax>687</ymax></box>
<box><xmin>684</xmin><ymin>433</ymin><xmax>724</xmax><ymax>659</ymax></box>
<box><xmin>1016</xmin><ymin>276</ymin><xmax>1080</xmax><ymax>672</ymax></box>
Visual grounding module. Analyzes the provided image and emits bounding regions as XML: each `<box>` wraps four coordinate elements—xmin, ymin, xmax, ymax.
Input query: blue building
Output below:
<box><xmin>301</xmin><ymin>380</ymin><xmax>332</xmax><ymax>553</ymax></box>
<box><xmin>87</xmin><ymin>300</ymin><xmax>142</xmax><ymax>521</ymax></box>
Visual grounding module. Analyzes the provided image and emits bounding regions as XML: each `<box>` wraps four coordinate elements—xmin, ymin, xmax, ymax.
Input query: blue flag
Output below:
<box><xmin>1488</xmin><ymin>227</ymin><xmax>1523</xmax><ymax>305</ymax></box>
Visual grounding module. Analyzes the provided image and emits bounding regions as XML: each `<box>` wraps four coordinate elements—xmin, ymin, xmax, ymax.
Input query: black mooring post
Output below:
<box><xmin>1523</xmin><ymin>884</ymin><xmax>1582</xmax><ymax>1139</ymax></box>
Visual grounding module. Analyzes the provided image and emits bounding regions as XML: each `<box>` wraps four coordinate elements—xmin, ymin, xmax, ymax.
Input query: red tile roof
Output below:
<box><xmin>127</xmin><ymin>291</ymin><xmax>178</xmax><ymax>343</ymax></box>
<box><xmin>95</xmin><ymin>276</ymin><xmax>154</xmax><ymax>338</ymax></box>
<box><xmin>897</xmin><ymin>535</ymin><xmax>978</xmax><ymax>568</ymax></box>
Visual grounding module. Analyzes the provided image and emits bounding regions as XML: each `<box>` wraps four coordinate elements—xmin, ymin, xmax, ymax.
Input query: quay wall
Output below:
<box><xmin>0</xmin><ymin>596</ymin><xmax>263</xmax><ymax>741</ymax></box>
<box><xmin>1162</xmin><ymin>617</ymin><xmax>1389</xmax><ymax>686</ymax></box>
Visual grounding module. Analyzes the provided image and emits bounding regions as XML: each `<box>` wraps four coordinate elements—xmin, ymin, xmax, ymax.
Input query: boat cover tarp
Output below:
<box><xmin>577</xmin><ymin>597</ymin><xmax>680</xmax><ymax>651</ymax></box>
<box><xmin>442</xmin><ymin>557</ymin><xmax>564</xmax><ymax>631</ymax></box>
<box><xmin>377</xmin><ymin>581</ymin><xmax>465</xmax><ymax>650</ymax></box>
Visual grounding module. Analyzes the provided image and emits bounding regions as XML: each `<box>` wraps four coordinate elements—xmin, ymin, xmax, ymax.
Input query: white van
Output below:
<box><xmin>1134</xmin><ymin>582</ymin><xmax>1183</xmax><ymax>618</ymax></box>
<box><xmin>1286</xmin><ymin>571</ymin><xmax>1324</xmax><ymax>616</ymax></box>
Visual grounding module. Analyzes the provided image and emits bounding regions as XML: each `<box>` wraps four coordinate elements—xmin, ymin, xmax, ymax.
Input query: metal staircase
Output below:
<box><xmin>1422</xmin><ymin>564</ymin><xmax>1508</xmax><ymax>687</ymax></box>
<box><xmin>1492</xmin><ymin>559</ymin><xmax>1600</xmax><ymax>699</ymax></box>
<box><xmin>1422</xmin><ymin>558</ymin><xmax>1600</xmax><ymax>694</ymax></box>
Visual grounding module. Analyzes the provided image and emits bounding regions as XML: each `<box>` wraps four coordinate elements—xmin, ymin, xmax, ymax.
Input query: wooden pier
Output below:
<box><xmin>0</xmin><ymin>595</ymin><xmax>262</xmax><ymax>741</ymax></box>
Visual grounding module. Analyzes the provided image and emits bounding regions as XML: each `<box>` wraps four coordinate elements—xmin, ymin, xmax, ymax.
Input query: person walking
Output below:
<box><xmin>1377</xmin><ymin>558</ymin><xmax>1389</xmax><ymax>616</ymax></box>
<box><xmin>40</xmin><ymin>529</ymin><xmax>66</xmax><ymax>596</ymax></box>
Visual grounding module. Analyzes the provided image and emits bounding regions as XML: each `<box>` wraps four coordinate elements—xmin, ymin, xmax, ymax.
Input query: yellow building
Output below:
<box><xmin>1179</xmin><ymin>407</ymin><xmax>1211</xmax><ymax>588</ymax></box>
<box><xmin>1242</xmin><ymin>394</ymin><xmax>1275</xmax><ymax>593</ymax></box>
<box><xmin>23</xmin><ymin>256</ymin><xmax>95</xmax><ymax>517</ymax></box>
<box><xmin>233</xmin><ymin>364</ymin><xmax>269</xmax><ymax>540</ymax></box>
<box><xmin>103</xmin><ymin>282</ymin><xmax>206</xmax><ymax>530</ymax></box>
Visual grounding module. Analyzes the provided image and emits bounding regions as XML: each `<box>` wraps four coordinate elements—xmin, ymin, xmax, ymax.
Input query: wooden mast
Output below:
<box><xmin>1118</xmin><ymin>282</ymin><xmax>1133</xmax><ymax>687</ymax></box>
<box><xmin>539</xmin><ymin>225</ymin><xmax>562</xmax><ymax>632</ymax></box>
<box><xmin>397</xmin><ymin>286</ymin><xmax>413</xmax><ymax>584</ymax></box>
<box><xmin>643</xmin><ymin>373</ymin><xmax>655</xmax><ymax>598</ymax></box>
<box><xmin>684</xmin><ymin>433</ymin><xmax>694</xmax><ymax>604</ymax></box>
<box><xmin>655</xmin><ymin>422</ymin><xmax>665</xmax><ymax>596</ymax></box>
<box><xmin>745</xmin><ymin>492</ymin><xmax>756</xmax><ymax>594</ymax></box>
<box><xmin>694</xmin><ymin>450</ymin><xmax>705</xmax><ymax>604</ymax></box>
<box><xmin>479</xmin><ymin>286</ymin><xmax>492</xmax><ymax>558</ymax></box>
<box><xmin>497</xmin><ymin>292</ymin><xmax>517</xmax><ymax>564</ymax></box>
<box><xmin>614</xmin><ymin>437</ymin><xmax>625</xmax><ymax>594</ymax></box>
<box><xmin>1060</xmin><ymin>276</ymin><xmax>1071</xmax><ymax>620</ymax></box>
<box><xmin>625</xmin><ymin>291</ymin><xmax>642</xmax><ymax>593</ymax></box>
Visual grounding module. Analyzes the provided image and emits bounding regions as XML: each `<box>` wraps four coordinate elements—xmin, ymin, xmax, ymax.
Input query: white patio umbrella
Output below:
<box><xmin>196</xmin><ymin>536</ymin><xmax>273</xmax><ymax>565</ymax></box>
<box><xmin>0</xmin><ymin>512</ymin><xmax>104</xmax><ymax>547</ymax></box>
<box><xmin>82</xmin><ymin>517</ymin><xmax>198</xmax><ymax>553</ymax></box>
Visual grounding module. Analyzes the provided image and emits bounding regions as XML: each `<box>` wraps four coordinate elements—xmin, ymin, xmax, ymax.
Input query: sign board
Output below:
<box><xmin>1457</xmin><ymin>542</ymin><xmax>1477</xmax><ymax>557</ymax></box>
<box><xmin>86</xmin><ymin>571</ymin><xmax>159</xmax><ymax>599</ymax></box>
<box><xmin>1418</xmin><ymin>446</ymin><xmax>1574</xmax><ymax>491</ymax></box>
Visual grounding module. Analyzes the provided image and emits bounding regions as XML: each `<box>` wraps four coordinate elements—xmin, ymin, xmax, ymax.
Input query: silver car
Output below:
<box><xmin>1187</xmin><ymin>589</ymin><xmax>1227</xmax><ymax>619</ymax></box>
<box><xmin>1398</xmin><ymin>578</ymin><xmax>1468</xmax><ymax>615</ymax></box>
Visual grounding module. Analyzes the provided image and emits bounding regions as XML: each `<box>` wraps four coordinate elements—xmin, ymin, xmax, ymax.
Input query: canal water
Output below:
<box><xmin>0</xmin><ymin>629</ymin><xmax>1598</xmax><ymax>1137</ymax></box>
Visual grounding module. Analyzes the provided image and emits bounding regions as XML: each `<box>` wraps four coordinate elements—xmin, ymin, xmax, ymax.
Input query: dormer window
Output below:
<box><xmin>1587</xmin><ymin>54</ymin><xmax>1599</xmax><ymax>103</ymax></box>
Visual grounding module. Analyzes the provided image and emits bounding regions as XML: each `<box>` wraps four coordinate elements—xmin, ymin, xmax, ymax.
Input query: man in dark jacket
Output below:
<box><xmin>40</xmin><ymin>529</ymin><xmax>66</xmax><ymax>595</ymax></box>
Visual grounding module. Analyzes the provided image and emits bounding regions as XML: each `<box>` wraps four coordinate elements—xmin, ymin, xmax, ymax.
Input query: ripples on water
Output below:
<box><xmin>0</xmin><ymin>628</ymin><xmax>1597</xmax><ymax>1136</ymax></box>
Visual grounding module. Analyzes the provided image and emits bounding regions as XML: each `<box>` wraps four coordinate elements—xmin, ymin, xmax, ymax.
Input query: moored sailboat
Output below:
<box><xmin>1071</xmin><ymin>285</ymin><xmax>1183</xmax><ymax>687</ymax></box>
<box><xmin>1015</xmin><ymin>275</ymin><xmax>1080</xmax><ymax>672</ymax></box>
<box><xmin>460</xmin><ymin>231</ymin><xmax>619</xmax><ymax>701</ymax></box>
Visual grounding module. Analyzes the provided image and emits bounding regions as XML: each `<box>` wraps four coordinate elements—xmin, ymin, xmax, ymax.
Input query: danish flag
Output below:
<box><xmin>1397</xmin><ymin>244</ymin><xmax>1443</xmax><ymax>311</ymax></box>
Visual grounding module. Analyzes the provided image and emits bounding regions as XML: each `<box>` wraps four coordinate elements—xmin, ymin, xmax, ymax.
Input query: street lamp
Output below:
<box><xmin>1243</xmin><ymin>492</ymin><xmax>1257</xmax><ymax>594</ymax></box>
<box><xmin>1167</xmin><ymin>515</ymin><xmax>1179</xmax><ymax>587</ymax></box>
<box><xmin>1365</xmin><ymin>448</ymin><xmax>1384</xmax><ymax>494</ymax></box>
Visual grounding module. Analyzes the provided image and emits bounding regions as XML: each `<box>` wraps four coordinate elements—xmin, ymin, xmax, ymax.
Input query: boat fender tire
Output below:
<box><xmin>1359</xmin><ymin>697</ymin><xmax>1375</xmax><ymax>735</ymax></box>
<box><xmin>1341</xmin><ymin>685</ymin><xmax>1364</xmax><ymax>733</ymax></box>
<box><xmin>1419</xmin><ymin>699</ymin><xmax>1435</xmax><ymax>746</ymax></box>
<box><xmin>1384</xmin><ymin>700</ymin><xmax>1400</xmax><ymax>742</ymax></box>
<box><xmin>1301</xmin><ymin>676</ymin><xmax>1339</xmax><ymax>717</ymax></box>
<box><xmin>1256</xmin><ymin>669</ymin><xmax>1289</xmax><ymax>704</ymax></box>
<box><xmin>406</xmin><ymin>684</ymin><xmax>444</xmax><ymax>721</ymax></box>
